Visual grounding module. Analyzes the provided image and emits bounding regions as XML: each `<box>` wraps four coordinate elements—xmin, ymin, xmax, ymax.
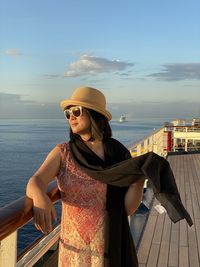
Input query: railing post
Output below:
<box><xmin>0</xmin><ymin>231</ymin><xmax>17</xmax><ymax>267</ymax></box>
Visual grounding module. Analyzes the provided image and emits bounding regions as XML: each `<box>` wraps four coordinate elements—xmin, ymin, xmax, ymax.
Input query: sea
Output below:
<box><xmin>0</xmin><ymin>118</ymin><xmax>167</xmax><ymax>254</ymax></box>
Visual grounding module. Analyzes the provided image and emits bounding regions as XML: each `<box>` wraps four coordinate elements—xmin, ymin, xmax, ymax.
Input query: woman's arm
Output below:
<box><xmin>26</xmin><ymin>146</ymin><xmax>61</xmax><ymax>234</ymax></box>
<box><xmin>124</xmin><ymin>179</ymin><xmax>145</xmax><ymax>216</ymax></box>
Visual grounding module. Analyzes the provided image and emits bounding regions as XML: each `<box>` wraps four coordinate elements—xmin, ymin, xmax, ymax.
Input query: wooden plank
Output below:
<box><xmin>137</xmin><ymin>211</ymin><xmax>157</xmax><ymax>265</ymax></box>
<box><xmin>145</xmin><ymin>212</ymin><xmax>165</xmax><ymax>266</ymax></box>
<box><xmin>152</xmin><ymin>213</ymin><xmax>165</xmax><ymax>244</ymax></box>
<box><xmin>160</xmin><ymin>215</ymin><xmax>171</xmax><ymax>245</ymax></box>
<box><xmin>157</xmin><ymin>243</ymin><xmax>169</xmax><ymax>267</ymax></box>
<box><xmin>179</xmin><ymin>246</ymin><xmax>189</xmax><ymax>267</ymax></box>
<box><xmin>188</xmin><ymin>225</ymin><xmax>199</xmax><ymax>267</ymax></box>
<box><xmin>195</xmin><ymin>219</ymin><xmax>200</xmax><ymax>263</ymax></box>
<box><xmin>179</xmin><ymin>220</ymin><xmax>188</xmax><ymax>247</ymax></box>
<box><xmin>146</xmin><ymin>244</ymin><xmax>160</xmax><ymax>267</ymax></box>
<box><xmin>157</xmin><ymin>215</ymin><xmax>171</xmax><ymax>267</ymax></box>
<box><xmin>168</xmin><ymin>222</ymin><xmax>179</xmax><ymax>267</ymax></box>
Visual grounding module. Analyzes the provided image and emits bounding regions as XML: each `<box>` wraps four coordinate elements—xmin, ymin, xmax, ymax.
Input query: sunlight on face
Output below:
<box><xmin>68</xmin><ymin>107</ymin><xmax>91</xmax><ymax>137</ymax></box>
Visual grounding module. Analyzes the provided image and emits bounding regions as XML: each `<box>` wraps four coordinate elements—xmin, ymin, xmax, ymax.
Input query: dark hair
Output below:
<box><xmin>89</xmin><ymin>109</ymin><xmax>112</xmax><ymax>140</ymax></box>
<box><xmin>69</xmin><ymin>108</ymin><xmax>112</xmax><ymax>142</ymax></box>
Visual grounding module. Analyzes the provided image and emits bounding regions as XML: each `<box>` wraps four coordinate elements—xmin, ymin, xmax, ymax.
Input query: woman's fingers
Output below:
<box><xmin>33</xmin><ymin>206</ymin><xmax>52</xmax><ymax>234</ymax></box>
<box><xmin>33</xmin><ymin>207</ymin><xmax>41</xmax><ymax>231</ymax></box>
<box><xmin>33</xmin><ymin>207</ymin><xmax>44</xmax><ymax>233</ymax></box>
<box><xmin>32</xmin><ymin>193</ymin><xmax>55</xmax><ymax>234</ymax></box>
<box><xmin>44</xmin><ymin>209</ymin><xmax>52</xmax><ymax>233</ymax></box>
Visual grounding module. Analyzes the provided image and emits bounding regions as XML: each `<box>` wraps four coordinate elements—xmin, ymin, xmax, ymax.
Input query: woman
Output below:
<box><xmin>26</xmin><ymin>86</ymin><xmax>145</xmax><ymax>267</ymax></box>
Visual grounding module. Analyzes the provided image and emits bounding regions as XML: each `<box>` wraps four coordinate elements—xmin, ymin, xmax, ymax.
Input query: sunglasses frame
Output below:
<box><xmin>64</xmin><ymin>106</ymin><xmax>83</xmax><ymax>120</ymax></box>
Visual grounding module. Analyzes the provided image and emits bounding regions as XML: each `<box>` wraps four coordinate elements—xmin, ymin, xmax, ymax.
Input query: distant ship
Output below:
<box><xmin>119</xmin><ymin>114</ymin><xmax>126</xmax><ymax>122</ymax></box>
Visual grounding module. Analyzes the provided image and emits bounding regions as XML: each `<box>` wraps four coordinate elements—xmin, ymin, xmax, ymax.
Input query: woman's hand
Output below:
<box><xmin>33</xmin><ymin>193</ymin><xmax>57</xmax><ymax>234</ymax></box>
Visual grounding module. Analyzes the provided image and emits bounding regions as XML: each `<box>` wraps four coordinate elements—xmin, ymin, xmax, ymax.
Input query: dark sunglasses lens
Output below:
<box><xmin>64</xmin><ymin>110</ymin><xmax>70</xmax><ymax>119</ymax></box>
<box><xmin>72</xmin><ymin>108</ymin><xmax>81</xmax><ymax>117</ymax></box>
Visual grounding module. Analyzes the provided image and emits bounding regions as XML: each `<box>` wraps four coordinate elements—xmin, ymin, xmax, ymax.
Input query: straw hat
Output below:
<box><xmin>60</xmin><ymin>86</ymin><xmax>112</xmax><ymax>120</ymax></box>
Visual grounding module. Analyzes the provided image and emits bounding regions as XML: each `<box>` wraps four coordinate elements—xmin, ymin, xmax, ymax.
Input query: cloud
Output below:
<box><xmin>0</xmin><ymin>92</ymin><xmax>61</xmax><ymax>119</ymax></box>
<box><xmin>4</xmin><ymin>48</ymin><xmax>22</xmax><ymax>56</ymax></box>
<box><xmin>0</xmin><ymin>92</ymin><xmax>24</xmax><ymax>103</ymax></box>
<box><xmin>64</xmin><ymin>55</ymin><xmax>134</xmax><ymax>77</ymax></box>
<box><xmin>42</xmin><ymin>74</ymin><xmax>62</xmax><ymax>79</ymax></box>
<box><xmin>149</xmin><ymin>63</ymin><xmax>200</xmax><ymax>81</ymax></box>
<box><xmin>0</xmin><ymin>92</ymin><xmax>41</xmax><ymax>107</ymax></box>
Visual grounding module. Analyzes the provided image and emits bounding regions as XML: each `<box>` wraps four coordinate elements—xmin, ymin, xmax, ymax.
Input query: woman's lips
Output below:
<box><xmin>71</xmin><ymin>122</ymin><xmax>78</xmax><ymax>127</ymax></box>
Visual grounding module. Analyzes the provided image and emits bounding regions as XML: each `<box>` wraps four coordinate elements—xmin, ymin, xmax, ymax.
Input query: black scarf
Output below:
<box><xmin>69</xmin><ymin>137</ymin><xmax>193</xmax><ymax>267</ymax></box>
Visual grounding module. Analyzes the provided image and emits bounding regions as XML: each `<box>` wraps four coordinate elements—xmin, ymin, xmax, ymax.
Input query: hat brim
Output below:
<box><xmin>60</xmin><ymin>100</ymin><xmax>112</xmax><ymax>121</ymax></box>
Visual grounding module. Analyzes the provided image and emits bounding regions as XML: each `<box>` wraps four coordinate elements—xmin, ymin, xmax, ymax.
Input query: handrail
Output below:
<box><xmin>0</xmin><ymin>181</ymin><xmax>61</xmax><ymax>241</ymax></box>
<box><xmin>17</xmin><ymin>224</ymin><xmax>60</xmax><ymax>266</ymax></box>
<box><xmin>17</xmin><ymin>222</ymin><xmax>60</xmax><ymax>261</ymax></box>
<box><xmin>129</xmin><ymin>124</ymin><xmax>200</xmax><ymax>157</ymax></box>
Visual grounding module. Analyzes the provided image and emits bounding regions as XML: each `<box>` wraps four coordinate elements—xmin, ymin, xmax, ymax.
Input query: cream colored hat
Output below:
<box><xmin>60</xmin><ymin>86</ymin><xmax>112</xmax><ymax>120</ymax></box>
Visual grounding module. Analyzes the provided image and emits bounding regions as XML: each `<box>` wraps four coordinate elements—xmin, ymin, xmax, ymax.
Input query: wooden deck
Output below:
<box><xmin>137</xmin><ymin>153</ymin><xmax>200</xmax><ymax>267</ymax></box>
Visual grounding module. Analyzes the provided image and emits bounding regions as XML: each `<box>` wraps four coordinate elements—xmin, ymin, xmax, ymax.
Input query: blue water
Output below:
<box><xmin>0</xmin><ymin>118</ymin><xmax>165</xmax><ymax>253</ymax></box>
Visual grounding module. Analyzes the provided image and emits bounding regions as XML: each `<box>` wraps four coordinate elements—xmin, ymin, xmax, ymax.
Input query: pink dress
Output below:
<box><xmin>56</xmin><ymin>143</ymin><xmax>107</xmax><ymax>267</ymax></box>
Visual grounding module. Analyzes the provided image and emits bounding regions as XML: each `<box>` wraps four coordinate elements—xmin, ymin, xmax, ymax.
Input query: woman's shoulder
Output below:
<box><xmin>56</xmin><ymin>141</ymin><xmax>69</xmax><ymax>151</ymax></box>
<box><xmin>56</xmin><ymin>142</ymin><xmax>70</xmax><ymax>161</ymax></box>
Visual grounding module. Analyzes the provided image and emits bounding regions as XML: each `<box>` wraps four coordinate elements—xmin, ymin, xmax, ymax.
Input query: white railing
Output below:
<box><xmin>129</xmin><ymin>126</ymin><xmax>169</xmax><ymax>157</ymax></box>
<box><xmin>129</xmin><ymin>125</ymin><xmax>200</xmax><ymax>157</ymax></box>
<box><xmin>17</xmin><ymin>225</ymin><xmax>60</xmax><ymax>267</ymax></box>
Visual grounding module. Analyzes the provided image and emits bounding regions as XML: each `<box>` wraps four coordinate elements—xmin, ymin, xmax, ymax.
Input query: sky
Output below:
<box><xmin>0</xmin><ymin>0</ymin><xmax>200</xmax><ymax>119</ymax></box>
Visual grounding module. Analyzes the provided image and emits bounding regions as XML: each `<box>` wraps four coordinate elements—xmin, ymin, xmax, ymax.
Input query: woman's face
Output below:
<box><xmin>66</xmin><ymin>106</ymin><xmax>91</xmax><ymax>137</ymax></box>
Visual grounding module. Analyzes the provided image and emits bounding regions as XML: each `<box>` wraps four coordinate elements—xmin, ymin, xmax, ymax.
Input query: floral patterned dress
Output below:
<box><xmin>56</xmin><ymin>143</ymin><xmax>107</xmax><ymax>267</ymax></box>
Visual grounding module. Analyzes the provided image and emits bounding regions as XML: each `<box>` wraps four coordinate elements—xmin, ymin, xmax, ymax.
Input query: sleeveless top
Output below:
<box><xmin>56</xmin><ymin>143</ymin><xmax>107</xmax><ymax>267</ymax></box>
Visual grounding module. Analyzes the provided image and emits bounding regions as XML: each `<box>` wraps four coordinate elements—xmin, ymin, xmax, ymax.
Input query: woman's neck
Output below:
<box><xmin>80</xmin><ymin>134</ymin><xmax>101</xmax><ymax>148</ymax></box>
<box><xmin>80</xmin><ymin>133</ymin><xmax>94</xmax><ymax>143</ymax></box>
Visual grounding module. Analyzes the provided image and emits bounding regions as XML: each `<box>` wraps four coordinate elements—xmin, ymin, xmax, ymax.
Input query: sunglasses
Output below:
<box><xmin>64</xmin><ymin>106</ymin><xmax>83</xmax><ymax>120</ymax></box>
